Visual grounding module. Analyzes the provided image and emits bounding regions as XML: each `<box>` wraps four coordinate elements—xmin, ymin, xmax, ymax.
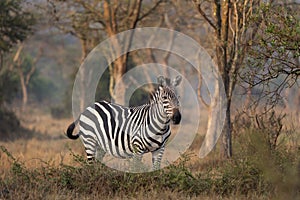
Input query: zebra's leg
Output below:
<box><xmin>82</xmin><ymin>138</ymin><xmax>97</xmax><ymax>163</ymax></box>
<box><xmin>151</xmin><ymin>147</ymin><xmax>165</xmax><ymax>170</ymax></box>
<box><xmin>85</xmin><ymin>148</ymin><xmax>95</xmax><ymax>163</ymax></box>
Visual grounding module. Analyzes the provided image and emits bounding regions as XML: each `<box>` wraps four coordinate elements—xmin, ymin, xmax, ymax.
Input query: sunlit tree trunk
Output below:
<box><xmin>13</xmin><ymin>43</ymin><xmax>42</xmax><ymax>108</ymax></box>
<box><xmin>49</xmin><ymin>0</ymin><xmax>164</xmax><ymax>105</ymax></box>
<box><xmin>103</xmin><ymin>0</ymin><xmax>142</xmax><ymax>104</ymax></box>
<box><xmin>79</xmin><ymin>39</ymin><xmax>88</xmax><ymax>111</ymax></box>
<box><xmin>194</xmin><ymin>0</ymin><xmax>267</xmax><ymax>158</ymax></box>
<box><xmin>18</xmin><ymin>68</ymin><xmax>28</xmax><ymax>106</ymax></box>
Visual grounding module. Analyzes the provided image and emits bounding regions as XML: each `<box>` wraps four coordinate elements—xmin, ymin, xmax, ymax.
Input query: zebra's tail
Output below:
<box><xmin>66</xmin><ymin>119</ymin><xmax>79</xmax><ymax>140</ymax></box>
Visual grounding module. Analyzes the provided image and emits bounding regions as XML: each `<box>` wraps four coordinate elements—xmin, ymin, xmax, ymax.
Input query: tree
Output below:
<box><xmin>192</xmin><ymin>0</ymin><xmax>278</xmax><ymax>158</ymax></box>
<box><xmin>243</xmin><ymin>3</ymin><xmax>300</xmax><ymax>109</ymax></box>
<box><xmin>12</xmin><ymin>43</ymin><xmax>43</xmax><ymax>107</ymax></box>
<box><xmin>0</xmin><ymin>0</ymin><xmax>34</xmax><ymax>68</ymax></box>
<box><xmin>0</xmin><ymin>0</ymin><xmax>34</xmax><ymax>107</ymax></box>
<box><xmin>48</xmin><ymin>0</ymin><xmax>164</xmax><ymax>108</ymax></box>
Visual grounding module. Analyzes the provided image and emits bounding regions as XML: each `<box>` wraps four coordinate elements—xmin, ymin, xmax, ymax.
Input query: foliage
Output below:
<box><xmin>0</xmin><ymin>69</ymin><xmax>19</xmax><ymax>105</ymax></box>
<box><xmin>129</xmin><ymin>85</ymin><xmax>152</xmax><ymax>107</ymax></box>
<box><xmin>0</xmin><ymin>109</ymin><xmax>20</xmax><ymax>139</ymax></box>
<box><xmin>13</xmin><ymin>54</ymin><xmax>58</xmax><ymax>103</ymax></box>
<box><xmin>1</xmin><ymin>138</ymin><xmax>299</xmax><ymax>200</ymax></box>
<box><xmin>95</xmin><ymin>67</ymin><xmax>111</xmax><ymax>102</ymax></box>
<box><xmin>29</xmin><ymin>75</ymin><xmax>58</xmax><ymax>103</ymax></box>
<box><xmin>50</xmin><ymin>105</ymin><xmax>70</xmax><ymax>119</ymax></box>
<box><xmin>0</xmin><ymin>0</ymin><xmax>34</xmax><ymax>54</ymax></box>
<box><xmin>232</xmin><ymin>111</ymin><xmax>300</xmax><ymax>198</ymax></box>
<box><xmin>243</xmin><ymin>4</ymin><xmax>300</xmax><ymax>106</ymax></box>
<box><xmin>0</xmin><ymin>108</ymin><xmax>35</xmax><ymax>141</ymax></box>
<box><xmin>233</xmin><ymin>130</ymin><xmax>300</xmax><ymax>199</ymax></box>
<box><xmin>0</xmin><ymin>0</ymin><xmax>35</xmax><ymax>110</ymax></box>
<box><xmin>233</xmin><ymin>109</ymin><xmax>288</xmax><ymax>151</ymax></box>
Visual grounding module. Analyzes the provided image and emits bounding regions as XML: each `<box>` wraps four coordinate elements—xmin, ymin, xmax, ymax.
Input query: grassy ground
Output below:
<box><xmin>0</xmin><ymin>106</ymin><xmax>83</xmax><ymax>172</ymax></box>
<box><xmin>0</xmin><ymin>105</ymin><xmax>299</xmax><ymax>199</ymax></box>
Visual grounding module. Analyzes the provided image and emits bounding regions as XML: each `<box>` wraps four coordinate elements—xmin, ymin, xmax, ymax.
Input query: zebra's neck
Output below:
<box><xmin>149</xmin><ymin>100</ymin><xmax>170</xmax><ymax>127</ymax></box>
<box><xmin>126</xmin><ymin>90</ymin><xmax>172</xmax><ymax>154</ymax></box>
<box><xmin>149</xmin><ymin>89</ymin><xmax>160</xmax><ymax>104</ymax></box>
<box><xmin>131</xmin><ymin>99</ymin><xmax>170</xmax><ymax>153</ymax></box>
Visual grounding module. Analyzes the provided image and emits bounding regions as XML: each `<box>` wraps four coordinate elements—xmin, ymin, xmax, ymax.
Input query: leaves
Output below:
<box><xmin>0</xmin><ymin>0</ymin><xmax>35</xmax><ymax>53</ymax></box>
<box><xmin>241</xmin><ymin>3</ymin><xmax>300</xmax><ymax>108</ymax></box>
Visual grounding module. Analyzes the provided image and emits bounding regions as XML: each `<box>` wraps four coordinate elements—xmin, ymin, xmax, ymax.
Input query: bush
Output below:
<box><xmin>0</xmin><ymin>108</ymin><xmax>34</xmax><ymax>141</ymax></box>
<box><xmin>1</xmin><ymin>138</ymin><xmax>299</xmax><ymax>199</ymax></box>
<box><xmin>50</xmin><ymin>105</ymin><xmax>71</xmax><ymax>119</ymax></box>
<box><xmin>0</xmin><ymin>70</ymin><xmax>19</xmax><ymax>105</ymax></box>
<box><xmin>233</xmin><ymin>127</ymin><xmax>300</xmax><ymax>198</ymax></box>
<box><xmin>0</xmin><ymin>147</ymin><xmax>275</xmax><ymax>199</ymax></box>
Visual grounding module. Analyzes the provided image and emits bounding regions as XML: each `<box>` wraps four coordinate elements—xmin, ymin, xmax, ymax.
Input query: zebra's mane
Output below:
<box><xmin>128</xmin><ymin>86</ymin><xmax>162</xmax><ymax>110</ymax></box>
<box><xmin>128</xmin><ymin>82</ymin><xmax>177</xmax><ymax>110</ymax></box>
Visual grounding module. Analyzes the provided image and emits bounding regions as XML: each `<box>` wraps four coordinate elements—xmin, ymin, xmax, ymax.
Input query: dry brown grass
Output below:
<box><xmin>1</xmin><ymin>105</ymin><xmax>299</xmax><ymax>199</ymax></box>
<box><xmin>0</xmin><ymin>105</ymin><xmax>209</xmax><ymax>173</ymax></box>
<box><xmin>0</xmin><ymin>106</ymin><xmax>84</xmax><ymax>173</ymax></box>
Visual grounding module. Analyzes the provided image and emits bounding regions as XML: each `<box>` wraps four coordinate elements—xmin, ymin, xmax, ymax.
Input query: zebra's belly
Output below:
<box><xmin>131</xmin><ymin>131</ymin><xmax>171</xmax><ymax>154</ymax></box>
<box><xmin>100</xmin><ymin>138</ymin><xmax>135</xmax><ymax>159</ymax></box>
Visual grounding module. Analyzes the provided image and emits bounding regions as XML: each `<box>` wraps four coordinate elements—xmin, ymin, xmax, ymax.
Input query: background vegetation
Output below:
<box><xmin>0</xmin><ymin>0</ymin><xmax>299</xmax><ymax>199</ymax></box>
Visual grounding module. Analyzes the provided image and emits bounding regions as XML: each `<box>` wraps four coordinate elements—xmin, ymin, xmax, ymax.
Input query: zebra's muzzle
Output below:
<box><xmin>172</xmin><ymin>108</ymin><xmax>181</xmax><ymax>125</ymax></box>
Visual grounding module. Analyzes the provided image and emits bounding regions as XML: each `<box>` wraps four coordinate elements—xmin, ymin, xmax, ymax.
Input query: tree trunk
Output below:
<box><xmin>194</xmin><ymin>0</ymin><xmax>266</xmax><ymax>158</ymax></box>
<box><xmin>79</xmin><ymin>39</ymin><xmax>88</xmax><ymax>111</ymax></box>
<box><xmin>18</xmin><ymin>66</ymin><xmax>28</xmax><ymax>107</ymax></box>
<box><xmin>198</xmin><ymin>77</ymin><xmax>224</xmax><ymax>158</ymax></box>
<box><xmin>103</xmin><ymin>0</ymin><xmax>143</xmax><ymax>105</ymax></box>
<box><xmin>222</xmin><ymin>99</ymin><xmax>232</xmax><ymax>158</ymax></box>
<box><xmin>218</xmin><ymin>0</ymin><xmax>233</xmax><ymax>158</ymax></box>
<box><xmin>112</xmin><ymin>56</ymin><xmax>127</xmax><ymax>104</ymax></box>
<box><xmin>0</xmin><ymin>52</ymin><xmax>3</xmax><ymax>72</ymax></box>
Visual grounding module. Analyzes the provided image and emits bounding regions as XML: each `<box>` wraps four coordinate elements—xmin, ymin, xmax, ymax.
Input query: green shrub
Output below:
<box><xmin>0</xmin><ymin>108</ymin><xmax>35</xmax><ymax>141</ymax></box>
<box><xmin>50</xmin><ymin>105</ymin><xmax>71</xmax><ymax>119</ymax></box>
<box><xmin>1</xmin><ymin>144</ymin><xmax>299</xmax><ymax>199</ymax></box>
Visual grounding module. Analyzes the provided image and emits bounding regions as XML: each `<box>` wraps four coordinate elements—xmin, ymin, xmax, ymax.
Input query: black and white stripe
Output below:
<box><xmin>66</xmin><ymin>75</ymin><xmax>182</xmax><ymax>170</ymax></box>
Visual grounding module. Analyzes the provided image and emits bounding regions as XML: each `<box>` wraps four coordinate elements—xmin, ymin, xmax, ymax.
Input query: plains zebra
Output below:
<box><xmin>66</xmin><ymin>75</ymin><xmax>182</xmax><ymax>170</ymax></box>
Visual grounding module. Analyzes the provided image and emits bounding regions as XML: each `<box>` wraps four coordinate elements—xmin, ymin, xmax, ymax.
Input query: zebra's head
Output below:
<box><xmin>156</xmin><ymin>75</ymin><xmax>182</xmax><ymax>125</ymax></box>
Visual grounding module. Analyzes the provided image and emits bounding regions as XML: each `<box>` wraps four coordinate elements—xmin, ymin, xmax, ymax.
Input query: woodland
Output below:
<box><xmin>0</xmin><ymin>0</ymin><xmax>299</xmax><ymax>199</ymax></box>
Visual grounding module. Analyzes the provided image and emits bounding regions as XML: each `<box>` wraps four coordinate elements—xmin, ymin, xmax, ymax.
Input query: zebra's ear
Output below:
<box><xmin>172</xmin><ymin>75</ymin><xmax>182</xmax><ymax>87</ymax></box>
<box><xmin>157</xmin><ymin>75</ymin><xmax>167</xmax><ymax>86</ymax></box>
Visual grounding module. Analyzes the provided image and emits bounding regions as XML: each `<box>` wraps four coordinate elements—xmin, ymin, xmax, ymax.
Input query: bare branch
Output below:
<box><xmin>193</xmin><ymin>1</ymin><xmax>217</xmax><ymax>31</ymax></box>
<box><xmin>25</xmin><ymin>47</ymin><xmax>43</xmax><ymax>85</ymax></box>
<box><xmin>138</xmin><ymin>0</ymin><xmax>164</xmax><ymax>21</ymax></box>
<box><xmin>197</xmin><ymin>73</ymin><xmax>210</xmax><ymax>108</ymax></box>
<box><xmin>129</xmin><ymin>0</ymin><xmax>142</xmax><ymax>29</ymax></box>
<box><xmin>13</xmin><ymin>43</ymin><xmax>24</xmax><ymax>64</ymax></box>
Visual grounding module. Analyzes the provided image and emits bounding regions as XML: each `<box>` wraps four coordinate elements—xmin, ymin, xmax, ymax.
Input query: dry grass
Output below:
<box><xmin>0</xmin><ymin>105</ymin><xmax>299</xmax><ymax>199</ymax></box>
<box><xmin>0</xmin><ymin>104</ymin><xmax>209</xmax><ymax>172</ymax></box>
<box><xmin>0</xmin><ymin>106</ymin><xmax>84</xmax><ymax>173</ymax></box>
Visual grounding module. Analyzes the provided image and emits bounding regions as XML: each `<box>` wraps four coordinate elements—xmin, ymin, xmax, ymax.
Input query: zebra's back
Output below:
<box><xmin>78</xmin><ymin>100</ymin><xmax>145</xmax><ymax>159</ymax></box>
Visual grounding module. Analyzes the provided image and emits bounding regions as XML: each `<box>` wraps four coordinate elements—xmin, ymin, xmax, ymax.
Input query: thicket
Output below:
<box><xmin>1</xmin><ymin>127</ymin><xmax>299</xmax><ymax>200</ymax></box>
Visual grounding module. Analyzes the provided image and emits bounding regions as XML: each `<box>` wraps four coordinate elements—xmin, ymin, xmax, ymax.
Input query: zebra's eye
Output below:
<box><xmin>162</xmin><ymin>95</ymin><xmax>168</xmax><ymax>100</ymax></box>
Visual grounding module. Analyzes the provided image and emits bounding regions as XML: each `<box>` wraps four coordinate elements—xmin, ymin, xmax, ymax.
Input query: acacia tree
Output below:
<box><xmin>48</xmin><ymin>0</ymin><xmax>164</xmax><ymax>107</ymax></box>
<box><xmin>0</xmin><ymin>0</ymin><xmax>34</xmax><ymax>106</ymax></box>
<box><xmin>101</xmin><ymin>0</ymin><xmax>166</xmax><ymax>104</ymax></box>
<box><xmin>0</xmin><ymin>0</ymin><xmax>34</xmax><ymax>67</ymax></box>
<box><xmin>12</xmin><ymin>44</ymin><xmax>43</xmax><ymax>107</ymax></box>
<box><xmin>192</xmin><ymin>0</ymin><xmax>279</xmax><ymax>158</ymax></box>
<box><xmin>243</xmin><ymin>3</ymin><xmax>300</xmax><ymax>108</ymax></box>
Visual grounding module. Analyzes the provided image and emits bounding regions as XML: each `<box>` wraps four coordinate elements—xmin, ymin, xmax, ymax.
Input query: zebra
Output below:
<box><xmin>66</xmin><ymin>75</ymin><xmax>182</xmax><ymax>170</ymax></box>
